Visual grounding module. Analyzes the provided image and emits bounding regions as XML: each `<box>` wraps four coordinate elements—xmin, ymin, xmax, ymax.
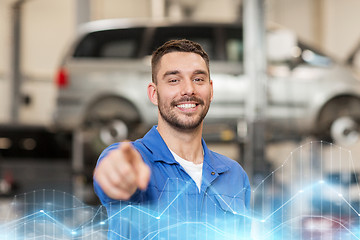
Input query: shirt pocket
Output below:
<box><xmin>214</xmin><ymin>194</ymin><xmax>247</xmax><ymax>215</ymax></box>
<box><xmin>152</xmin><ymin>178</ymin><xmax>194</xmax><ymax>209</ymax></box>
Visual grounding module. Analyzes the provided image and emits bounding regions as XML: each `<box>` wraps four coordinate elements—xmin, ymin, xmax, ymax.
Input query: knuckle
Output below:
<box><xmin>119</xmin><ymin>165</ymin><xmax>135</xmax><ymax>179</ymax></box>
<box><xmin>110</xmin><ymin>174</ymin><xmax>122</xmax><ymax>186</ymax></box>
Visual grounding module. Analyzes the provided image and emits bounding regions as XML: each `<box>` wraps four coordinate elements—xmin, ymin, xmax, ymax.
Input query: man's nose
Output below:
<box><xmin>181</xmin><ymin>79</ymin><xmax>195</xmax><ymax>96</ymax></box>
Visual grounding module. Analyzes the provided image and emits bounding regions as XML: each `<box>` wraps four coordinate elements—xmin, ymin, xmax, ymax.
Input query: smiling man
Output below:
<box><xmin>93</xmin><ymin>39</ymin><xmax>252</xmax><ymax>239</ymax></box>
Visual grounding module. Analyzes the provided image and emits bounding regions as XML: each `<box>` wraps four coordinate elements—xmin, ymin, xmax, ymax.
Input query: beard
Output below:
<box><xmin>157</xmin><ymin>94</ymin><xmax>211</xmax><ymax>130</ymax></box>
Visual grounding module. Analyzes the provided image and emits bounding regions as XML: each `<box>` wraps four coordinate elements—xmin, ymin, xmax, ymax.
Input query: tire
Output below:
<box><xmin>83</xmin><ymin>98</ymin><xmax>141</xmax><ymax>160</ymax></box>
<box><xmin>317</xmin><ymin>96</ymin><xmax>360</xmax><ymax>145</ymax></box>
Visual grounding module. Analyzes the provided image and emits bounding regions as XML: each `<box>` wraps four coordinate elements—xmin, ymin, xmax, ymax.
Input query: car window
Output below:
<box><xmin>224</xmin><ymin>26</ymin><xmax>243</xmax><ymax>62</ymax></box>
<box><xmin>297</xmin><ymin>42</ymin><xmax>333</xmax><ymax>67</ymax></box>
<box><xmin>149</xmin><ymin>26</ymin><xmax>216</xmax><ymax>60</ymax></box>
<box><xmin>73</xmin><ymin>28</ymin><xmax>145</xmax><ymax>58</ymax></box>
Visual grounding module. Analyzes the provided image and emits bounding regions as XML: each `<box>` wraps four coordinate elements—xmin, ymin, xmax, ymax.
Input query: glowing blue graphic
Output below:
<box><xmin>0</xmin><ymin>190</ymin><xmax>109</xmax><ymax>239</ymax></box>
<box><xmin>0</xmin><ymin>141</ymin><xmax>359</xmax><ymax>239</ymax></box>
<box><xmin>251</xmin><ymin>141</ymin><xmax>360</xmax><ymax>240</ymax></box>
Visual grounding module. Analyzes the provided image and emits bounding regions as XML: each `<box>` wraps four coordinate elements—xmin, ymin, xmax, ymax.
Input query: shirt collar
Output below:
<box><xmin>140</xmin><ymin>125</ymin><xmax>177</xmax><ymax>164</ymax></box>
<box><xmin>140</xmin><ymin>126</ymin><xmax>230</xmax><ymax>174</ymax></box>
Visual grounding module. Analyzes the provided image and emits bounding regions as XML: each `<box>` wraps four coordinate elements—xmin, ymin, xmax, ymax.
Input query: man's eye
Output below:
<box><xmin>194</xmin><ymin>78</ymin><xmax>204</xmax><ymax>82</ymax></box>
<box><xmin>169</xmin><ymin>79</ymin><xmax>178</xmax><ymax>83</ymax></box>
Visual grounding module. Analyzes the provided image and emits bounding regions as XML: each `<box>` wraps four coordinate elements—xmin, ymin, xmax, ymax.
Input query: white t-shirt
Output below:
<box><xmin>170</xmin><ymin>150</ymin><xmax>203</xmax><ymax>192</ymax></box>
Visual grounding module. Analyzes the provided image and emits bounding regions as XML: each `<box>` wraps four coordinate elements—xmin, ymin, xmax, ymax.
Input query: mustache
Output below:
<box><xmin>171</xmin><ymin>96</ymin><xmax>204</xmax><ymax>106</ymax></box>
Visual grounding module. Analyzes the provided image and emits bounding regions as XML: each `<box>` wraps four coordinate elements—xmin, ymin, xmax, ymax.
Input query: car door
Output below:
<box><xmin>64</xmin><ymin>26</ymin><xmax>154</xmax><ymax>122</ymax></box>
<box><xmin>267</xmin><ymin>44</ymin><xmax>333</xmax><ymax>134</ymax></box>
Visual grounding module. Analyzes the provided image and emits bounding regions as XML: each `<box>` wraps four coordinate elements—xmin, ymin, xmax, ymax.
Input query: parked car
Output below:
<box><xmin>53</xmin><ymin>19</ymin><xmax>360</xmax><ymax>163</ymax></box>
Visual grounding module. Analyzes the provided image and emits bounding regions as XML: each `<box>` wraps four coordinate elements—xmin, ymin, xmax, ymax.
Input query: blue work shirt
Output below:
<box><xmin>94</xmin><ymin>126</ymin><xmax>252</xmax><ymax>239</ymax></box>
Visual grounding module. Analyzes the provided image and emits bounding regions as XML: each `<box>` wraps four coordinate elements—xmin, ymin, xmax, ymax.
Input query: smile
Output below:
<box><xmin>176</xmin><ymin>103</ymin><xmax>197</xmax><ymax>109</ymax></box>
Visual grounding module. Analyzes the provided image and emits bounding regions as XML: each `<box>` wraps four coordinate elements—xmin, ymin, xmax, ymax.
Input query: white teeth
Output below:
<box><xmin>177</xmin><ymin>103</ymin><xmax>196</xmax><ymax>109</ymax></box>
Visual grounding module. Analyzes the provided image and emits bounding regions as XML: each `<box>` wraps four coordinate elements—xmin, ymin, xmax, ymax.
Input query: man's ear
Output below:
<box><xmin>147</xmin><ymin>82</ymin><xmax>158</xmax><ymax>106</ymax></box>
<box><xmin>210</xmin><ymin>79</ymin><xmax>214</xmax><ymax>102</ymax></box>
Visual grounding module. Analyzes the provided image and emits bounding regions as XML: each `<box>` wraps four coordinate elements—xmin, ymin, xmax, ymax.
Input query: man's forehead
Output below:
<box><xmin>161</xmin><ymin>51</ymin><xmax>202</xmax><ymax>59</ymax></box>
<box><xmin>159</xmin><ymin>52</ymin><xmax>208</xmax><ymax>69</ymax></box>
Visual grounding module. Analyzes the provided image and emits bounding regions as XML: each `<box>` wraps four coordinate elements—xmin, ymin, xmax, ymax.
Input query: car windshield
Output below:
<box><xmin>297</xmin><ymin>42</ymin><xmax>333</xmax><ymax>67</ymax></box>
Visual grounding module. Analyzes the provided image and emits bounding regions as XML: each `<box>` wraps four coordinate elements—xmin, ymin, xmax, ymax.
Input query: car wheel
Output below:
<box><xmin>317</xmin><ymin>96</ymin><xmax>360</xmax><ymax>145</ymax></box>
<box><xmin>330</xmin><ymin>116</ymin><xmax>359</xmax><ymax>145</ymax></box>
<box><xmin>83</xmin><ymin>98</ymin><xmax>141</xmax><ymax>159</ymax></box>
<box><xmin>99</xmin><ymin>119</ymin><xmax>129</xmax><ymax>146</ymax></box>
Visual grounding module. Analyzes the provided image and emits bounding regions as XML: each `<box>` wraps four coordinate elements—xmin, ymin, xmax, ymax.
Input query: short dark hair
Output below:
<box><xmin>151</xmin><ymin>39</ymin><xmax>210</xmax><ymax>83</ymax></box>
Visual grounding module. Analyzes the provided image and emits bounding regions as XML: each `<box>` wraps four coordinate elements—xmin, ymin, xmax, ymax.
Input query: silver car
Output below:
<box><xmin>53</xmin><ymin>19</ymin><xmax>360</xmax><ymax>159</ymax></box>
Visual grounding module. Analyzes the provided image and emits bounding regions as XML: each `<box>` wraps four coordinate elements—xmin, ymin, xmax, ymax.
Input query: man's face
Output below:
<box><xmin>149</xmin><ymin>52</ymin><xmax>213</xmax><ymax>131</ymax></box>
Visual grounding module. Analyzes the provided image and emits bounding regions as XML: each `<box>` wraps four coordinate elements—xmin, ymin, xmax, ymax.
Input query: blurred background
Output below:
<box><xmin>1</xmin><ymin>0</ymin><xmax>360</xmax><ymax>238</ymax></box>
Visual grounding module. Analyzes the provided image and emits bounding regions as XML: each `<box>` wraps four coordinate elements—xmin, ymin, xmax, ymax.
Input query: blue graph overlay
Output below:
<box><xmin>0</xmin><ymin>141</ymin><xmax>359</xmax><ymax>239</ymax></box>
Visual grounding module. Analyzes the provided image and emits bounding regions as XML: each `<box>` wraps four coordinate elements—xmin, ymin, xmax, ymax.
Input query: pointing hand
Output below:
<box><xmin>94</xmin><ymin>142</ymin><xmax>151</xmax><ymax>200</ymax></box>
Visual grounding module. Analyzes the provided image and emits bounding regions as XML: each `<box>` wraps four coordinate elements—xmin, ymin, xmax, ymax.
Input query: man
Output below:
<box><xmin>94</xmin><ymin>39</ymin><xmax>251</xmax><ymax>239</ymax></box>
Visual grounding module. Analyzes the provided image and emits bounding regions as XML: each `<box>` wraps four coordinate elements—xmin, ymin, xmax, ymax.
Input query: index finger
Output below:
<box><xmin>120</xmin><ymin>142</ymin><xmax>151</xmax><ymax>190</ymax></box>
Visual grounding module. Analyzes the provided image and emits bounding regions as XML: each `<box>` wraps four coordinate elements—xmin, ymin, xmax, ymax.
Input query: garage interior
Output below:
<box><xmin>1</xmin><ymin>0</ymin><xmax>360</xmax><ymax>239</ymax></box>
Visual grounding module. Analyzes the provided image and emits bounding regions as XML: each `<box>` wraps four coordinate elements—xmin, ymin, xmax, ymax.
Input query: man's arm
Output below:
<box><xmin>93</xmin><ymin>142</ymin><xmax>151</xmax><ymax>200</ymax></box>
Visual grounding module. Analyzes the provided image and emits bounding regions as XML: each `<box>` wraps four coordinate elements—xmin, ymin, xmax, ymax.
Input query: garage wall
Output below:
<box><xmin>91</xmin><ymin>0</ymin><xmax>151</xmax><ymax>20</ymax></box>
<box><xmin>0</xmin><ymin>0</ymin><xmax>12</xmax><ymax>123</ymax></box>
<box><xmin>267</xmin><ymin>0</ymin><xmax>360</xmax><ymax>61</ymax></box>
<box><xmin>192</xmin><ymin>0</ymin><xmax>241</xmax><ymax>22</ymax></box>
<box><xmin>22</xmin><ymin>0</ymin><xmax>75</xmax><ymax>77</ymax></box>
<box><xmin>267</xmin><ymin>0</ymin><xmax>316</xmax><ymax>47</ymax></box>
<box><xmin>0</xmin><ymin>0</ymin><xmax>12</xmax><ymax>78</ymax></box>
<box><xmin>323</xmin><ymin>0</ymin><xmax>360</xmax><ymax>61</ymax></box>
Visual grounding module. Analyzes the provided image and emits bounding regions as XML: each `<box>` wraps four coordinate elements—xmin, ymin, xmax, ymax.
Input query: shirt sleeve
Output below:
<box><xmin>93</xmin><ymin>142</ymin><xmax>121</xmax><ymax>205</ymax></box>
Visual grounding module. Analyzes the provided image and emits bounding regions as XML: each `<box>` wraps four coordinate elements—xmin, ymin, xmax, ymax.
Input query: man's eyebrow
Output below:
<box><xmin>163</xmin><ymin>69</ymin><xmax>208</xmax><ymax>78</ymax></box>
<box><xmin>193</xmin><ymin>70</ymin><xmax>208</xmax><ymax>75</ymax></box>
<box><xmin>163</xmin><ymin>70</ymin><xmax>180</xmax><ymax>77</ymax></box>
